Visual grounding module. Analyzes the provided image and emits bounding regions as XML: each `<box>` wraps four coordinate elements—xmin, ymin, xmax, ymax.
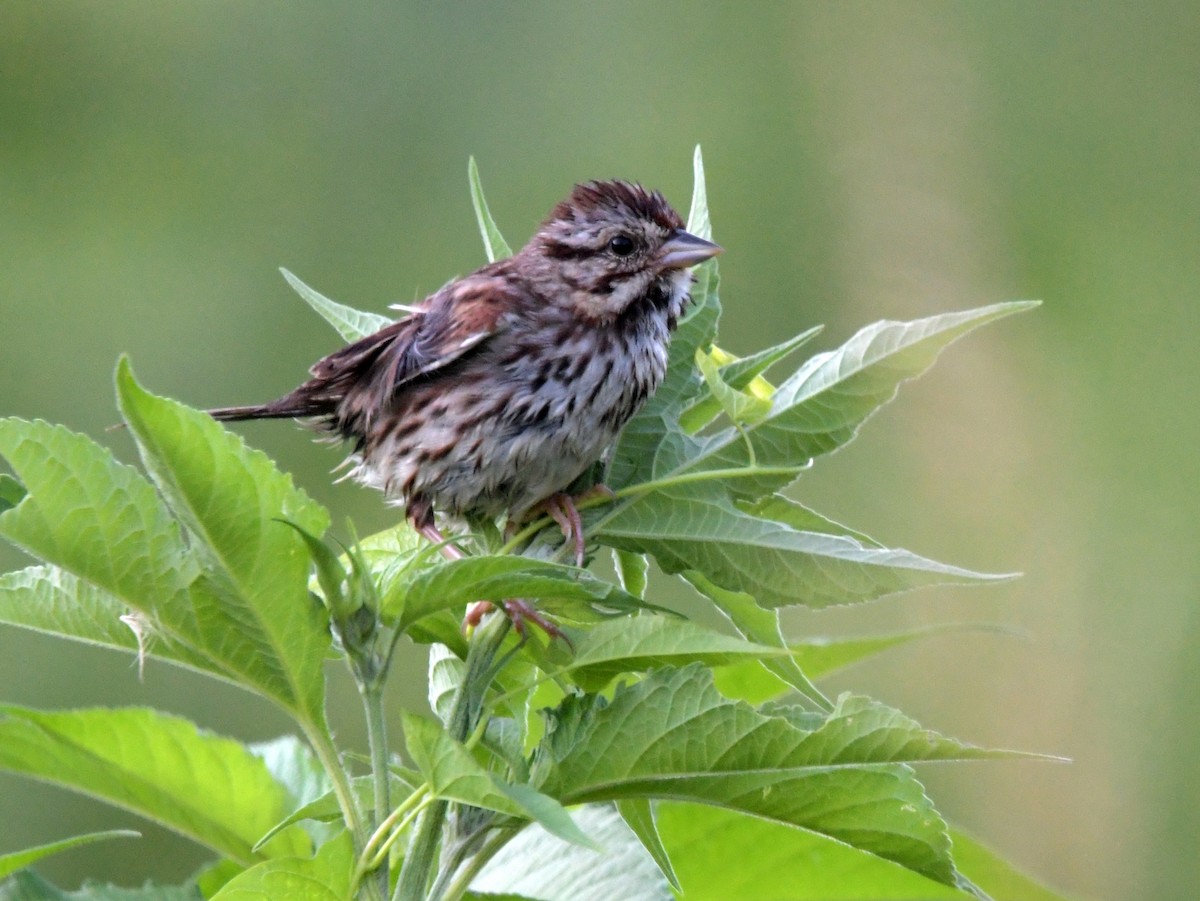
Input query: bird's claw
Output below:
<box><xmin>463</xmin><ymin>598</ymin><xmax>571</xmax><ymax>647</ymax></box>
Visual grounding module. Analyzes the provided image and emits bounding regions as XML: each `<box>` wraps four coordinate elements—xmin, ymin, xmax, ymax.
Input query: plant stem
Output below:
<box><xmin>303</xmin><ymin>721</ymin><xmax>363</xmax><ymax>841</ymax></box>
<box><xmin>439</xmin><ymin>828</ymin><xmax>518</xmax><ymax>901</ymax></box>
<box><xmin>393</xmin><ymin>614</ymin><xmax>512</xmax><ymax>901</ymax></box>
<box><xmin>361</xmin><ymin>683</ymin><xmax>391</xmax><ymax>897</ymax></box>
<box><xmin>304</xmin><ymin>721</ymin><xmax>385</xmax><ymax>901</ymax></box>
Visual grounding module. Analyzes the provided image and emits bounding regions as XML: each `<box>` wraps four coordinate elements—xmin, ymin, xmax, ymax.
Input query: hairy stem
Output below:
<box><xmin>302</xmin><ymin>721</ymin><xmax>363</xmax><ymax>841</ymax></box>
<box><xmin>362</xmin><ymin>683</ymin><xmax>391</xmax><ymax>896</ymax></box>
<box><xmin>394</xmin><ymin>614</ymin><xmax>512</xmax><ymax>901</ymax></box>
<box><xmin>439</xmin><ymin>827</ymin><xmax>519</xmax><ymax>901</ymax></box>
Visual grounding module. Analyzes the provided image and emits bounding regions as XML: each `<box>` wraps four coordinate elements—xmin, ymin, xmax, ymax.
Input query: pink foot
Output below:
<box><xmin>463</xmin><ymin>598</ymin><xmax>570</xmax><ymax>646</ymax></box>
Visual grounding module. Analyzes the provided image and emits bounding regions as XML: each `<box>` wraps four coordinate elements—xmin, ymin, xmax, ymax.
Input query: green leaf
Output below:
<box><xmin>0</xmin><ymin>706</ymin><xmax>309</xmax><ymax>865</ymax></box>
<box><xmin>716</xmin><ymin>325</ymin><xmax>825</xmax><ymax>392</ymax></box>
<box><xmin>950</xmin><ymin>828</ymin><xmax>1077</xmax><ymax>901</ymax></box>
<box><xmin>428</xmin><ymin>643</ymin><xmax>467</xmax><ymax>724</ymax></box>
<box><xmin>210</xmin><ymin>831</ymin><xmax>353</xmax><ymax>901</ymax></box>
<box><xmin>401</xmin><ymin>713</ymin><xmax>595</xmax><ymax>850</ymax></box>
<box><xmin>679</xmin><ymin>326</ymin><xmax>823</xmax><ymax>434</ymax></box>
<box><xmin>656</xmin><ymin>803</ymin><xmax>969</xmax><ymax>899</ymax></box>
<box><xmin>742</xmin><ymin>493</ymin><xmax>884</xmax><ymax>547</ymax></box>
<box><xmin>193</xmin><ymin>859</ymin><xmax>244</xmax><ymax>898</ymax></box>
<box><xmin>280</xmin><ymin>268</ymin><xmax>391</xmax><ymax>344</ymax></box>
<box><xmin>686</xmin><ymin>570</ymin><xmax>828</xmax><ymax>709</ymax></box>
<box><xmin>0</xmin><ymin>417</ymin><xmax>194</xmax><ymax>621</ymax></box>
<box><xmin>596</xmin><ymin>485</ymin><xmax>1009</xmax><ymax>609</ymax></box>
<box><xmin>612</xmin><ymin>549</ymin><xmax>648</xmax><ymax>598</ymax></box>
<box><xmin>0</xmin><ymin>565</ymin><xmax>223</xmax><ymax>679</ymax></box>
<box><xmin>0</xmin><ymin>870</ymin><xmax>202</xmax><ymax>900</ymax></box>
<box><xmin>249</xmin><ymin>735</ymin><xmax>334</xmax><ymax>817</ymax></box>
<box><xmin>714</xmin><ymin>626</ymin><xmax>994</xmax><ymax>704</ymax></box>
<box><xmin>617</xmin><ymin>800</ymin><xmax>680</xmax><ymax>893</ymax></box>
<box><xmin>472</xmin><ymin>804</ymin><xmax>670</xmax><ymax>901</ymax></box>
<box><xmin>0</xmin><ymin>831</ymin><xmax>140</xmax><ymax>881</ymax></box>
<box><xmin>278</xmin><ymin>520</ymin><xmax>352</xmax><ymax>619</ymax></box>
<box><xmin>116</xmin><ymin>359</ymin><xmax>332</xmax><ymax>723</ymax></box>
<box><xmin>0</xmin><ymin>420</ymin><xmax>253</xmax><ymax>688</ymax></box>
<box><xmin>537</xmin><ymin>666</ymin><xmax>1028</xmax><ymax>886</ymax></box>
<box><xmin>253</xmin><ymin>774</ymin><xmax>414</xmax><ymax>853</ymax></box>
<box><xmin>554</xmin><ymin>614</ymin><xmax>787</xmax><ymax>691</ymax></box>
<box><xmin>386</xmin><ymin>556</ymin><xmax>644</xmax><ymax>631</ymax></box>
<box><xmin>685</xmin><ymin>302</ymin><xmax>1042</xmax><ymax>500</ymax></box>
<box><xmin>693</xmin><ymin>348</ymin><xmax>772</xmax><ymax>428</ymax></box>
<box><xmin>0</xmin><ymin>474</ymin><xmax>25</xmax><ymax>514</ymax></box>
<box><xmin>469</xmin><ymin>156</ymin><xmax>513</xmax><ymax>262</ymax></box>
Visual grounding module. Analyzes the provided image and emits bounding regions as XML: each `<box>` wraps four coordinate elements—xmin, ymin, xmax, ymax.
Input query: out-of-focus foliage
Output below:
<box><xmin>1</xmin><ymin>4</ymin><xmax>1196</xmax><ymax>899</ymax></box>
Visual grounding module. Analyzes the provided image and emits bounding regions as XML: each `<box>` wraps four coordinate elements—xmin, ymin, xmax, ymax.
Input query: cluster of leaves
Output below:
<box><xmin>0</xmin><ymin>150</ymin><xmax>1064</xmax><ymax>901</ymax></box>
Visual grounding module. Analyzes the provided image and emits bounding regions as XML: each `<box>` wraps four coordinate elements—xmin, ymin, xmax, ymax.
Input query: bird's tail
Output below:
<box><xmin>207</xmin><ymin>389</ymin><xmax>332</xmax><ymax>422</ymax></box>
<box><xmin>207</xmin><ymin>404</ymin><xmax>302</xmax><ymax>422</ymax></box>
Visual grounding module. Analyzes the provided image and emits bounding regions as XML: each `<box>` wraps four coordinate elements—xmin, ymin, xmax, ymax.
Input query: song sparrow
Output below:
<box><xmin>209</xmin><ymin>180</ymin><xmax>720</xmax><ymax>628</ymax></box>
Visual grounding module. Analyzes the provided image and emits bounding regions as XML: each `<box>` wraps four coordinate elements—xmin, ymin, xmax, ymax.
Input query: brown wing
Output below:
<box><xmin>209</xmin><ymin>270</ymin><xmax>516</xmax><ymax>425</ymax></box>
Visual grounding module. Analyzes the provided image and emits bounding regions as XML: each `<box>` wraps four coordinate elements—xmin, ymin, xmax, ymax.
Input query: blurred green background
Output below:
<box><xmin>2</xmin><ymin>3</ymin><xmax>1197</xmax><ymax>899</ymax></box>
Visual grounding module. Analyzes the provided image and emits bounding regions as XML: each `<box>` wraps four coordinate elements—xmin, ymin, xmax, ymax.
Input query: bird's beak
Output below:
<box><xmin>660</xmin><ymin>228</ymin><xmax>723</xmax><ymax>269</ymax></box>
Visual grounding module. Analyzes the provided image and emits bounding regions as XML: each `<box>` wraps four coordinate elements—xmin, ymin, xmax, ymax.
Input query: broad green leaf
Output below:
<box><xmin>0</xmin><ymin>418</ymin><xmax>195</xmax><ymax>619</ymax></box>
<box><xmin>714</xmin><ymin>626</ymin><xmax>990</xmax><ymax>704</ymax></box>
<box><xmin>617</xmin><ymin>800</ymin><xmax>681</xmax><ymax>893</ymax></box>
<box><xmin>0</xmin><ymin>830</ymin><xmax>139</xmax><ymax>881</ymax></box>
<box><xmin>686</xmin><ymin>571</ymin><xmax>828</xmax><ymax>709</ymax></box>
<box><xmin>280</xmin><ymin>268</ymin><xmax>391</xmax><ymax>344</ymax></box>
<box><xmin>537</xmin><ymin>666</ymin><xmax>1026</xmax><ymax>886</ymax></box>
<box><xmin>685</xmin><ymin>302</ymin><xmax>1042</xmax><ymax>499</ymax></box>
<box><xmin>656</xmin><ymin>813</ymin><xmax>1073</xmax><ymax>900</ymax></box>
<box><xmin>472</xmin><ymin>803</ymin><xmax>670</xmax><ymax>901</ymax></box>
<box><xmin>0</xmin><ymin>565</ymin><xmax>223</xmax><ymax>680</ymax></box>
<box><xmin>469</xmin><ymin>157</ymin><xmax>513</xmax><ymax>262</ymax></box>
<box><xmin>193</xmin><ymin>859</ymin><xmax>244</xmax><ymax>898</ymax></box>
<box><xmin>552</xmin><ymin>614</ymin><xmax>787</xmax><ymax>691</ymax></box>
<box><xmin>210</xmin><ymin>831</ymin><xmax>353</xmax><ymax>901</ymax></box>
<box><xmin>401</xmin><ymin>713</ymin><xmax>595</xmax><ymax>850</ymax></box>
<box><xmin>612</xmin><ymin>549</ymin><xmax>648</xmax><ymax>598</ymax></box>
<box><xmin>0</xmin><ymin>474</ymin><xmax>25</xmax><ymax>513</ymax></box>
<box><xmin>743</xmin><ymin>493</ymin><xmax>883</xmax><ymax>547</ymax></box>
<box><xmin>116</xmin><ymin>359</ymin><xmax>331</xmax><ymax>723</ymax></box>
<box><xmin>385</xmin><ymin>556</ymin><xmax>643</xmax><ymax>630</ymax></box>
<box><xmin>0</xmin><ymin>870</ymin><xmax>201</xmax><ymax>900</ymax></box>
<box><xmin>656</xmin><ymin>803</ymin><xmax>968</xmax><ymax>900</ymax></box>
<box><xmin>951</xmin><ymin>828</ymin><xmax>1076</xmax><ymax>901</ymax></box>
<box><xmin>0</xmin><ymin>706</ymin><xmax>308</xmax><ymax>865</ymax></box>
<box><xmin>249</xmin><ymin>735</ymin><xmax>334</xmax><ymax>817</ymax></box>
<box><xmin>343</xmin><ymin>521</ymin><xmax>426</xmax><ymax>591</ymax></box>
<box><xmin>596</xmin><ymin>485</ymin><xmax>1009</xmax><ymax>609</ymax></box>
<box><xmin>0</xmin><ymin>419</ymin><xmax>249</xmax><ymax>688</ymax></box>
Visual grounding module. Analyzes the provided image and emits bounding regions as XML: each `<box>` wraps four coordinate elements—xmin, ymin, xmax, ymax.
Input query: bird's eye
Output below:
<box><xmin>608</xmin><ymin>234</ymin><xmax>636</xmax><ymax>256</ymax></box>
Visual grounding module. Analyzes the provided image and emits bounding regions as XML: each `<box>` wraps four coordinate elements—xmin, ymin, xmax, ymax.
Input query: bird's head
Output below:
<box><xmin>526</xmin><ymin>180</ymin><xmax>722</xmax><ymax>322</ymax></box>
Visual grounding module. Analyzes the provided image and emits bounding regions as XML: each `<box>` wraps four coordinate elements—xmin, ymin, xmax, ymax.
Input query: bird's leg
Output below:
<box><xmin>415</xmin><ymin>520</ymin><xmax>465</xmax><ymax>560</ymax></box>
<box><xmin>525</xmin><ymin>485</ymin><xmax>616</xmax><ymax>567</ymax></box>
<box><xmin>412</xmin><ymin>514</ymin><xmax>568</xmax><ymax>644</ymax></box>
<box><xmin>462</xmin><ymin>597</ymin><xmax>569</xmax><ymax>645</ymax></box>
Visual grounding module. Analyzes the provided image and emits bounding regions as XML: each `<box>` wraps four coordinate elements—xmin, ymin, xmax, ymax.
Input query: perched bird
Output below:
<box><xmin>209</xmin><ymin>180</ymin><xmax>721</xmax><ymax>631</ymax></box>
